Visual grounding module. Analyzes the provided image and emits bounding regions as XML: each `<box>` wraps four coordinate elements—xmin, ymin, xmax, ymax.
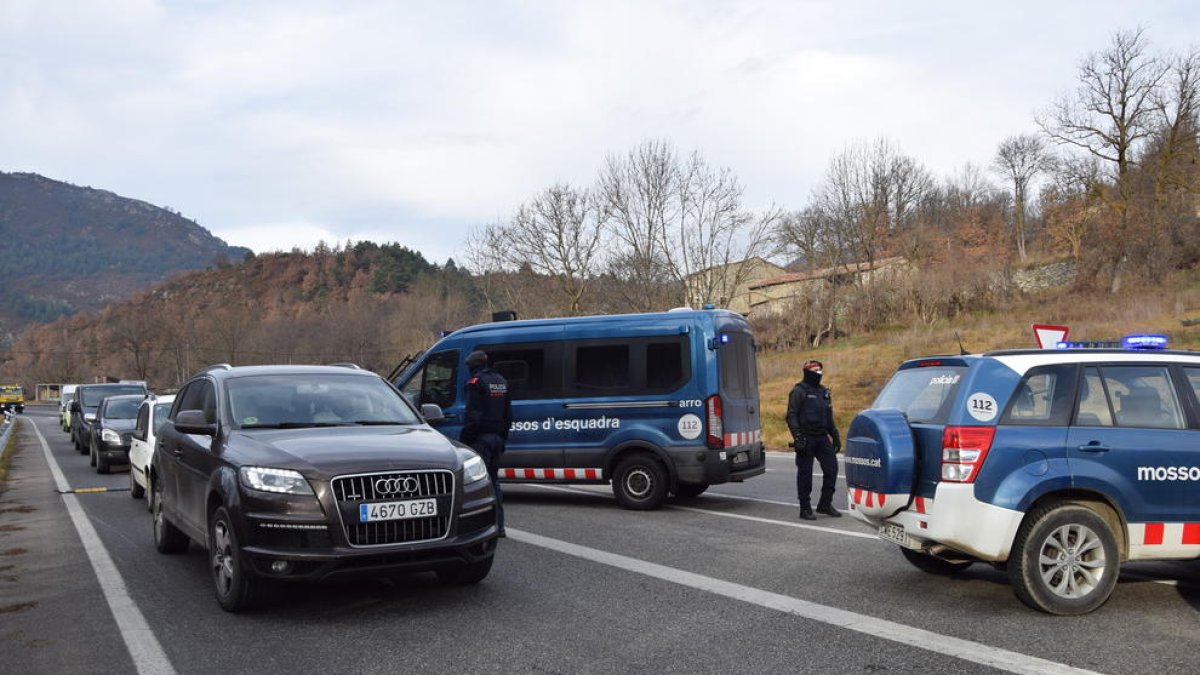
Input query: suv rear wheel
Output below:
<box><xmin>612</xmin><ymin>454</ymin><xmax>668</xmax><ymax>510</ymax></box>
<box><xmin>1008</xmin><ymin>503</ymin><xmax>1119</xmax><ymax>615</ymax></box>
<box><xmin>152</xmin><ymin>478</ymin><xmax>189</xmax><ymax>554</ymax></box>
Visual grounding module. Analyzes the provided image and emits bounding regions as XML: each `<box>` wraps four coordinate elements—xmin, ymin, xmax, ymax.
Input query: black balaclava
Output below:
<box><xmin>802</xmin><ymin>368</ymin><xmax>822</xmax><ymax>386</ymax></box>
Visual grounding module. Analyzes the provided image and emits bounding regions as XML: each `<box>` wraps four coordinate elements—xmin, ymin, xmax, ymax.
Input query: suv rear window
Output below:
<box><xmin>873</xmin><ymin>365</ymin><xmax>966</xmax><ymax>423</ymax></box>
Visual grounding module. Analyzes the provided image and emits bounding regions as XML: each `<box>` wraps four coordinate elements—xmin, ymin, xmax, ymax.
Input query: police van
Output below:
<box><xmin>843</xmin><ymin>335</ymin><xmax>1200</xmax><ymax>614</ymax></box>
<box><xmin>392</xmin><ymin>309</ymin><xmax>766</xmax><ymax>510</ymax></box>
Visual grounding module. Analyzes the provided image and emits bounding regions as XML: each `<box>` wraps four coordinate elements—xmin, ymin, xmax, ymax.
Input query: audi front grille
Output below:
<box><xmin>331</xmin><ymin>470</ymin><xmax>454</xmax><ymax>547</ymax></box>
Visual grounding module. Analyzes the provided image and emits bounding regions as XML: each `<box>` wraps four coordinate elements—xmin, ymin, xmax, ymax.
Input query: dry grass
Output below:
<box><xmin>757</xmin><ymin>271</ymin><xmax>1200</xmax><ymax>451</ymax></box>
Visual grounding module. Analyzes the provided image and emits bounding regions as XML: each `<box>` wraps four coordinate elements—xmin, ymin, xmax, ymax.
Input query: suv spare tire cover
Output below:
<box><xmin>844</xmin><ymin>408</ymin><xmax>915</xmax><ymax>519</ymax></box>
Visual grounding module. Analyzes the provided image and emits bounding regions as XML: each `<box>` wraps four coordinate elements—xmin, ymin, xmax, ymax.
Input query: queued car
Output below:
<box><xmin>71</xmin><ymin>383</ymin><xmax>149</xmax><ymax>455</ymax></box>
<box><xmin>89</xmin><ymin>394</ymin><xmax>144</xmax><ymax>474</ymax></box>
<box><xmin>60</xmin><ymin>385</ymin><xmax>78</xmax><ymax>432</ymax></box>
<box><xmin>152</xmin><ymin>364</ymin><xmax>500</xmax><ymax>612</ymax></box>
<box><xmin>844</xmin><ymin>334</ymin><xmax>1200</xmax><ymax>615</ymax></box>
<box><xmin>129</xmin><ymin>394</ymin><xmax>176</xmax><ymax>503</ymax></box>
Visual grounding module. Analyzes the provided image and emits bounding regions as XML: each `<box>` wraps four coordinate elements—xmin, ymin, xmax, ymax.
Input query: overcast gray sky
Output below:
<box><xmin>2</xmin><ymin>1</ymin><xmax>1197</xmax><ymax>265</ymax></box>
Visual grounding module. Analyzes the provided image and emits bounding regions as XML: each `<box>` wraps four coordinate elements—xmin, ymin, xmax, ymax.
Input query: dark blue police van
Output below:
<box><xmin>393</xmin><ymin>309</ymin><xmax>766</xmax><ymax>510</ymax></box>
<box><xmin>844</xmin><ymin>335</ymin><xmax>1200</xmax><ymax>614</ymax></box>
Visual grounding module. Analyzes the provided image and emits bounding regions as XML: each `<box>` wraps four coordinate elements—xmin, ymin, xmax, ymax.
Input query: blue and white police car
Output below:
<box><xmin>843</xmin><ymin>335</ymin><xmax>1200</xmax><ymax>614</ymax></box>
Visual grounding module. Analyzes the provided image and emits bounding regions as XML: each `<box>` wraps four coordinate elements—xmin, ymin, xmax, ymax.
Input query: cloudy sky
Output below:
<box><xmin>2</xmin><ymin>1</ymin><xmax>1197</xmax><ymax>265</ymax></box>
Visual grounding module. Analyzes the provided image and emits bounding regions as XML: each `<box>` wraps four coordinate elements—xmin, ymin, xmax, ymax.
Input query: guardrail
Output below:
<box><xmin>0</xmin><ymin>415</ymin><xmax>15</xmax><ymax>460</ymax></box>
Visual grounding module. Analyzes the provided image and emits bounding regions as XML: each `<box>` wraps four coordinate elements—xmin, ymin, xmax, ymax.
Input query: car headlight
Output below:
<box><xmin>240</xmin><ymin>467</ymin><xmax>314</xmax><ymax>495</ymax></box>
<box><xmin>463</xmin><ymin>455</ymin><xmax>489</xmax><ymax>485</ymax></box>
<box><xmin>100</xmin><ymin>428</ymin><xmax>121</xmax><ymax>443</ymax></box>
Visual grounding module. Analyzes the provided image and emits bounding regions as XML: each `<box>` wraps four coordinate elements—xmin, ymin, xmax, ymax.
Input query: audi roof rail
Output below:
<box><xmin>328</xmin><ymin>362</ymin><xmax>362</xmax><ymax>369</ymax></box>
<box><xmin>193</xmin><ymin>363</ymin><xmax>234</xmax><ymax>377</ymax></box>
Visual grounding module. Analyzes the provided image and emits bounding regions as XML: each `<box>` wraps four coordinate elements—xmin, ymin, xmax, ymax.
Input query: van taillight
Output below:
<box><xmin>940</xmin><ymin>426</ymin><xmax>995</xmax><ymax>483</ymax></box>
<box><xmin>706</xmin><ymin>395</ymin><xmax>723</xmax><ymax>449</ymax></box>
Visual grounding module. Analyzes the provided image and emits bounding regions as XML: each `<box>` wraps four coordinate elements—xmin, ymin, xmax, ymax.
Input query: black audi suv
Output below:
<box><xmin>152</xmin><ymin>364</ymin><xmax>500</xmax><ymax>612</ymax></box>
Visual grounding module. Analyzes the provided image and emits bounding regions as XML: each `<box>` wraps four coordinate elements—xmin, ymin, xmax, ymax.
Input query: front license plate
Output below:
<box><xmin>359</xmin><ymin>498</ymin><xmax>438</xmax><ymax>523</ymax></box>
<box><xmin>879</xmin><ymin>522</ymin><xmax>911</xmax><ymax>547</ymax></box>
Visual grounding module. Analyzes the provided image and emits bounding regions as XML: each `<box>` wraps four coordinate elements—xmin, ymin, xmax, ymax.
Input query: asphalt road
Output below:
<box><xmin>3</xmin><ymin>407</ymin><xmax>1199</xmax><ymax>674</ymax></box>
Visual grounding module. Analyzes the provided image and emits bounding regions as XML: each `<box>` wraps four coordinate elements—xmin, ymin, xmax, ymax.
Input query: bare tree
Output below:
<box><xmin>501</xmin><ymin>184</ymin><xmax>605</xmax><ymax>315</ymax></box>
<box><xmin>595</xmin><ymin>140</ymin><xmax>681</xmax><ymax>311</ymax></box>
<box><xmin>993</xmin><ymin>134</ymin><xmax>1052</xmax><ymax>261</ymax></box>
<box><xmin>807</xmin><ymin>138</ymin><xmax>933</xmax><ymax>273</ymax></box>
<box><xmin>1037</xmin><ymin>28</ymin><xmax>1170</xmax><ymax>290</ymax></box>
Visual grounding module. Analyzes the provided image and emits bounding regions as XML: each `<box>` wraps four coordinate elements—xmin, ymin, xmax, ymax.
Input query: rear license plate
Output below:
<box><xmin>359</xmin><ymin>499</ymin><xmax>438</xmax><ymax>523</ymax></box>
<box><xmin>732</xmin><ymin>451</ymin><xmax>749</xmax><ymax>465</ymax></box>
<box><xmin>879</xmin><ymin>522</ymin><xmax>911</xmax><ymax>547</ymax></box>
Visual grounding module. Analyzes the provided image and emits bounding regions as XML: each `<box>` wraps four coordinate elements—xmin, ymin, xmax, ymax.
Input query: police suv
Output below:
<box><xmin>843</xmin><ymin>335</ymin><xmax>1200</xmax><ymax>614</ymax></box>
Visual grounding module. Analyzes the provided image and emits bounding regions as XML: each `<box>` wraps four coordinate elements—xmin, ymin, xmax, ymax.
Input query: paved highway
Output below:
<box><xmin>3</xmin><ymin>408</ymin><xmax>1198</xmax><ymax>674</ymax></box>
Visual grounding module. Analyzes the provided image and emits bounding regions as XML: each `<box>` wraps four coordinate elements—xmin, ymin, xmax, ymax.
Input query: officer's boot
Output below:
<box><xmin>799</xmin><ymin>505</ymin><xmax>816</xmax><ymax>521</ymax></box>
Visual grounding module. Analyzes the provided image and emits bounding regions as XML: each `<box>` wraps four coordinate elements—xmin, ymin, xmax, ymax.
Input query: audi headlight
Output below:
<box><xmin>463</xmin><ymin>455</ymin><xmax>488</xmax><ymax>484</ymax></box>
<box><xmin>100</xmin><ymin>428</ymin><xmax>121</xmax><ymax>444</ymax></box>
<box><xmin>240</xmin><ymin>467</ymin><xmax>314</xmax><ymax>495</ymax></box>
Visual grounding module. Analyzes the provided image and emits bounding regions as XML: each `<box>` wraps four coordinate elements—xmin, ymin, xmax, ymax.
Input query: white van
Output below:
<box><xmin>60</xmin><ymin>384</ymin><xmax>78</xmax><ymax>432</ymax></box>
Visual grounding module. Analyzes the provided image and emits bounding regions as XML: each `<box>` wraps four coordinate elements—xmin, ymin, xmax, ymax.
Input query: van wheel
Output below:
<box><xmin>1008</xmin><ymin>503</ymin><xmax>1119</xmax><ymax>615</ymax></box>
<box><xmin>152</xmin><ymin>478</ymin><xmax>189</xmax><ymax>554</ymax></box>
<box><xmin>900</xmin><ymin>547</ymin><xmax>972</xmax><ymax>575</ymax></box>
<box><xmin>613</xmin><ymin>454</ymin><xmax>668</xmax><ymax>510</ymax></box>
<box><xmin>673</xmin><ymin>482</ymin><xmax>709</xmax><ymax>499</ymax></box>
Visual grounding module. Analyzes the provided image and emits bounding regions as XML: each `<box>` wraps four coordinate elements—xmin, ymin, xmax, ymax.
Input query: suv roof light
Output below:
<box><xmin>1056</xmin><ymin>334</ymin><xmax>1169</xmax><ymax>351</ymax></box>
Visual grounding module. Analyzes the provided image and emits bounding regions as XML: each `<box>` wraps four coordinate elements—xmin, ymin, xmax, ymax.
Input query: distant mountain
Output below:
<box><xmin>0</xmin><ymin>172</ymin><xmax>251</xmax><ymax>342</ymax></box>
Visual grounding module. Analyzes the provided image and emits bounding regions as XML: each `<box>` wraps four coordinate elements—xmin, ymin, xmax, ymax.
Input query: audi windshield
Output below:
<box><xmin>226</xmin><ymin>374</ymin><xmax>421</xmax><ymax>429</ymax></box>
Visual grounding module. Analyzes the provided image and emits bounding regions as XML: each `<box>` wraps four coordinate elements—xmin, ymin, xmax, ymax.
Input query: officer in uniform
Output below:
<box><xmin>461</xmin><ymin>350</ymin><xmax>512</xmax><ymax>536</ymax></box>
<box><xmin>786</xmin><ymin>359</ymin><xmax>842</xmax><ymax>520</ymax></box>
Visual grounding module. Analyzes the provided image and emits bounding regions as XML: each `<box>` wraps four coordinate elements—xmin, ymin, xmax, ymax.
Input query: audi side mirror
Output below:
<box><xmin>175</xmin><ymin>409</ymin><xmax>217</xmax><ymax>436</ymax></box>
<box><xmin>420</xmin><ymin>403</ymin><xmax>446</xmax><ymax>424</ymax></box>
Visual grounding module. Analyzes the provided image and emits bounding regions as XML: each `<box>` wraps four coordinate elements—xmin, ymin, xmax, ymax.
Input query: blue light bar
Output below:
<box><xmin>1055</xmin><ymin>334</ymin><xmax>1169</xmax><ymax>350</ymax></box>
<box><xmin>1123</xmin><ymin>334</ymin><xmax>1168</xmax><ymax>350</ymax></box>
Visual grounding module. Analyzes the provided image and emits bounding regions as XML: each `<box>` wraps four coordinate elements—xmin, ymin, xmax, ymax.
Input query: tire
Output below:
<box><xmin>436</xmin><ymin>556</ymin><xmax>495</xmax><ymax>586</ymax></box>
<box><xmin>152</xmin><ymin>478</ymin><xmax>189</xmax><ymax>554</ymax></box>
<box><xmin>612</xmin><ymin>454</ymin><xmax>669</xmax><ymax>510</ymax></box>
<box><xmin>89</xmin><ymin>440</ymin><xmax>97</xmax><ymax>467</ymax></box>
<box><xmin>129</xmin><ymin>467</ymin><xmax>145</xmax><ymax>499</ymax></box>
<box><xmin>900</xmin><ymin>547</ymin><xmax>973</xmax><ymax>576</ymax></box>
<box><xmin>1008</xmin><ymin>503</ymin><xmax>1120</xmax><ymax>615</ymax></box>
<box><xmin>673</xmin><ymin>482</ymin><xmax>709</xmax><ymax>499</ymax></box>
<box><xmin>95</xmin><ymin>443</ymin><xmax>110</xmax><ymax>474</ymax></box>
<box><xmin>209</xmin><ymin>506</ymin><xmax>260</xmax><ymax>612</ymax></box>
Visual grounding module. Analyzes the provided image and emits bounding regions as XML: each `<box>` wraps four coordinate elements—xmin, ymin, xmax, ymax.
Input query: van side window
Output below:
<box><xmin>489</xmin><ymin>347</ymin><xmax>548</xmax><ymax>400</ymax></box>
<box><xmin>575</xmin><ymin>344</ymin><xmax>630</xmax><ymax>392</ymax></box>
<box><xmin>1075</xmin><ymin>367</ymin><xmax>1114</xmax><ymax>427</ymax></box>
<box><xmin>1102</xmin><ymin>365</ymin><xmax>1184</xmax><ymax>429</ymax></box>
<box><xmin>647</xmin><ymin>341</ymin><xmax>686</xmax><ymax>391</ymax></box>
<box><xmin>402</xmin><ymin>350</ymin><xmax>458</xmax><ymax>409</ymax></box>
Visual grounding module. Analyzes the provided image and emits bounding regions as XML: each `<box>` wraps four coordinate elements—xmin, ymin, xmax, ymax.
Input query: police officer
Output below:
<box><xmin>786</xmin><ymin>359</ymin><xmax>842</xmax><ymax>520</ymax></box>
<box><xmin>461</xmin><ymin>350</ymin><xmax>512</xmax><ymax>536</ymax></box>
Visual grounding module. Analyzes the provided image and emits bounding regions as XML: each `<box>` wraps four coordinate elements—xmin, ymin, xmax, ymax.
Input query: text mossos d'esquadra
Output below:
<box><xmin>510</xmin><ymin>416</ymin><xmax>622</xmax><ymax>433</ymax></box>
<box><xmin>1138</xmin><ymin>466</ymin><xmax>1200</xmax><ymax>481</ymax></box>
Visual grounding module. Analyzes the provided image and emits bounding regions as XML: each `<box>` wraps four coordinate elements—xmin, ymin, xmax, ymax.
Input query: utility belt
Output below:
<box><xmin>788</xmin><ymin>431</ymin><xmax>827</xmax><ymax>451</ymax></box>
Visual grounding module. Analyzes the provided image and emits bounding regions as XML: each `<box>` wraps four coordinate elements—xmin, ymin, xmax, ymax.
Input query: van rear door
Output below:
<box><xmin>716</xmin><ymin>329</ymin><xmax>762</xmax><ymax>461</ymax></box>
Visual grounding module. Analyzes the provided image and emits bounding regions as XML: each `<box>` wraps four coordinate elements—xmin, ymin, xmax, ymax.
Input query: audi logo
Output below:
<box><xmin>374</xmin><ymin>476</ymin><xmax>420</xmax><ymax>495</ymax></box>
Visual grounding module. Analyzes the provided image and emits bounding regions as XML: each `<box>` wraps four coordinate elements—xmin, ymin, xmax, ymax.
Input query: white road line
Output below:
<box><xmin>508</xmin><ymin>528</ymin><xmax>1106</xmax><ymax>675</ymax></box>
<box><xmin>27</xmin><ymin>418</ymin><xmax>177</xmax><ymax>675</ymax></box>
<box><xmin>528</xmin><ymin>483</ymin><xmax>874</xmax><ymax>538</ymax></box>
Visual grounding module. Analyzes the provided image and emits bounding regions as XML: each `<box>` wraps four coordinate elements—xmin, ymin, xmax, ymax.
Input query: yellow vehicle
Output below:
<box><xmin>0</xmin><ymin>384</ymin><xmax>25</xmax><ymax>414</ymax></box>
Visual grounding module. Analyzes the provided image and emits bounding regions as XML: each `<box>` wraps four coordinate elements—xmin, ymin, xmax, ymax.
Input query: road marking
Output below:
<box><xmin>27</xmin><ymin>418</ymin><xmax>177</xmax><ymax>675</ymax></box>
<box><xmin>508</xmin><ymin>528</ymin><xmax>1105</xmax><ymax>675</ymax></box>
<box><xmin>528</xmin><ymin>484</ymin><xmax>874</xmax><ymax>539</ymax></box>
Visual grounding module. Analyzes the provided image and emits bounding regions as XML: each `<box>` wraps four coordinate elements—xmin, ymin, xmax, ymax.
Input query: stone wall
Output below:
<box><xmin>1012</xmin><ymin>260</ymin><xmax>1078</xmax><ymax>292</ymax></box>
